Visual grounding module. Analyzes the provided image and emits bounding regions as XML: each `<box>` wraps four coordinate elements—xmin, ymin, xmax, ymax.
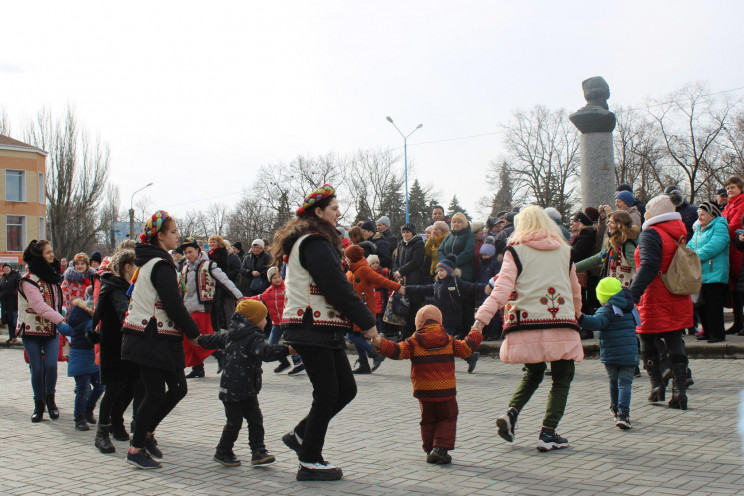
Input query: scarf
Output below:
<box><xmin>27</xmin><ymin>256</ymin><xmax>62</xmax><ymax>285</ymax></box>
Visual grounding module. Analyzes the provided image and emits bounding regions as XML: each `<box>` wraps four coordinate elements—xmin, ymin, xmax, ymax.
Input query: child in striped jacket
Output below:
<box><xmin>371</xmin><ymin>305</ymin><xmax>482</xmax><ymax>465</ymax></box>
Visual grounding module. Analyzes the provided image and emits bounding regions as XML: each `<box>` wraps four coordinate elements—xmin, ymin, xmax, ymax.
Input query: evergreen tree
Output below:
<box><xmin>447</xmin><ymin>195</ymin><xmax>471</xmax><ymax>220</ymax></box>
<box><xmin>407</xmin><ymin>179</ymin><xmax>431</xmax><ymax>232</ymax></box>
<box><xmin>273</xmin><ymin>191</ymin><xmax>293</xmax><ymax>232</ymax></box>
<box><xmin>379</xmin><ymin>177</ymin><xmax>406</xmax><ymax>233</ymax></box>
<box><xmin>491</xmin><ymin>162</ymin><xmax>514</xmax><ymax>216</ymax></box>
<box><xmin>353</xmin><ymin>197</ymin><xmax>373</xmax><ymax>225</ymax></box>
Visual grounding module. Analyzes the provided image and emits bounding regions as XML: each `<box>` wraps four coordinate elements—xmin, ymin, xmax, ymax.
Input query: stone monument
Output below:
<box><xmin>569</xmin><ymin>76</ymin><xmax>617</xmax><ymax>210</ymax></box>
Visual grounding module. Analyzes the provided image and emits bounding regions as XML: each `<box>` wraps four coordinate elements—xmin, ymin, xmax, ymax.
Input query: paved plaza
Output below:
<box><xmin>0</xmin><ymin>346</ymin><xmax>743</xmax><ymax>496</ymax></box>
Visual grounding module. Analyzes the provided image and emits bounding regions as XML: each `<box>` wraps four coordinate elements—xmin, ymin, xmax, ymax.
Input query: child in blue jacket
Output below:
<box><xmin>58</xmin><ymin>297</ymin><xmax>105</xmax><ymax>432</ymax></box>
<box><xmin>579</xmin><ymin>277</ymin><xmax>640</xmax><ymax>430</ymax></box>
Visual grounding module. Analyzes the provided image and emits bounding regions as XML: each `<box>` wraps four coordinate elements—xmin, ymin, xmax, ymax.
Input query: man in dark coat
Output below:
<box><xmin>376</xmin><ymin>216</ymin><xmax>399</xmax><ymax>254</ymax></box>
<box><xmin>361</xmin><ymin>220</ymin><xmax>392</xmax><ymax>269</ymax></box>
<box><xmin>0</xmin><ymin>263</ymin><xmax>20</xmax><ymax>342</ymax></box>
<box><xmin>393</xmin><ymin>223</ymin><xmax>426</xmax><ymax>339</ymax></box>
<box><xmin>239</xmin><ymin>239</ymin><xmax>272</xmax><ymax>296</ymax></box>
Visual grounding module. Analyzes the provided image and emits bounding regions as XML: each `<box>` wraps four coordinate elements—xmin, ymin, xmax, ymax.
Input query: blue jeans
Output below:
<box><xmin>347</xmin><ymin>332</ymin><xmax>374</xmax><ymax>361</ymax></box>
<box><xmin>74</xmin><ymin>371</ymin><xmax>105</xmax><ymax>418</ymax></box>
<box><xmin>604</xmin><ymin>363</ymin><xmax>635</xmax><ymax>415</ymax></box>
<box><xmin>23</xmin><ymin>336</ymin><xmax>59</xmax><ymax>401</ymax></box>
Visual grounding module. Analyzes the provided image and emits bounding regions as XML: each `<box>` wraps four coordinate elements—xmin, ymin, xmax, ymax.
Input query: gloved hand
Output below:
<box><xmin>57</xmin><ymin>323</ymin><xmax>72</xmax><ymax>335</ymax></box>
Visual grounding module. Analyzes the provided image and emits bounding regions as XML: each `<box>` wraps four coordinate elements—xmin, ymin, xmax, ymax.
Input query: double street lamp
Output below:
<box><xmin>386</xmin><ymin>116</ymin><xmax>422</xmax><ymax>224</ymax></box>
<box><xmin>129</xmin><ymin>182</ymin><xmax>154</xmax><ymax>240</ymax></box>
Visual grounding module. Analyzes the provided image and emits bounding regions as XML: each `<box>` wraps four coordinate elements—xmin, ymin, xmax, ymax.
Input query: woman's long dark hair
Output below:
<box><xmin>271</xmin><ymin>194</ymin><xmax>341</xmax><ymax>265</ymax></box>
<box><xmin>22</xmin><ymin>239</ymin><xmax>62</xmax><ymax>284</ymax></box>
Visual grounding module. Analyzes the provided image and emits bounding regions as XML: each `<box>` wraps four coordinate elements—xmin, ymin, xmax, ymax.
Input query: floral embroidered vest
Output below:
<box><xmin>180</xmin><ymin>260</ymin><xmax>216</xmax><ymax>303</ymax></box>
<box><xmin>16</xmin><ymin>272</ymin><xmax>62</xmax><ymax>337</ymax></box>
<box><xmin>123</xmin><ymin>258</ymin><xmax>181</xmax><ymax>338</ymax></box>
<box><xmin>282</xmin><ymin>234</ymin><xmax>351</xmax><ymax>329</ymax></box>
<box><xmin>502</xmin><ymin>243</ymin><xmax>579</xmax><ymax>335</ymax></box>
<box><xmin>606</xmin><ymin>241</ymin><xmax>636</xmax><ymax>289</ymax></box>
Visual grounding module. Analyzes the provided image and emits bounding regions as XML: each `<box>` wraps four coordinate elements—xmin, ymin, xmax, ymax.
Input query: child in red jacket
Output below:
<box><xmin>368</xmin><ymin>255</ymin><xmax>390</xmax><ymax>334</ymax></box>
<box><xmin>371</xmin><ymin>305</ymin><xmax>482</xmax><ymax>465</ymax></box>
<box><xmin>251</xmin><ymin>267</ymin><xmax>303</xmax><ymax>375</ymax></box>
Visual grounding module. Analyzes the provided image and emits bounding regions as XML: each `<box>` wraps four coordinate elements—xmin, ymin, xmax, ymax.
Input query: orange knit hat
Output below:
<box><xmin>415</xmin><ymin>305</ymin><xmax>443</xmax><ymax>329</ymax></box>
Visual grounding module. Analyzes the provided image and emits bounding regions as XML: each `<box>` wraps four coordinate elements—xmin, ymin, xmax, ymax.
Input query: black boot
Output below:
<box><xmin>352</xmin><ymin>358</ymin><xmax>371</xmax><ymax>374</ymax></box>
<box><xmin>75</xmin><ymin>415</ymin><xmax>90</xmax><ymax>431</ymax></box>
<box><xmin>369</xmin><ymin>350</ymin><xmax>385</xmax><ymax>372</ymax></box>
<box><xmin>85</xmin><ymin>408</ymin><xmax>97</xmax><ymax>425</ymax></box>
<box><xmin>95</xmin><ymin>424</ymin><xmax>116</xmax><ymax>453</ymax></box>
<box><xmin>111</xmin><ymin>423</ymin><xmax>130</xmax><ymax>441</ymax></box>
<box><xmin>185</xmin><ymin>364</ymin><xmax>205</xmax><ymax>379</ymax></box>
<box><xmin>644</xmin><ymin>355</ymin><xmax>665</xmax><ymax>403</ymax></box>
<box><xmin>45</xmin><ymin>394</ymin><xmax>59</xmax><ymax>419</ymax></box>
<box><xmin>32</xmin><ymin>400</ymin><xmax>45</xmax><ymax>423</ymax></box>
<box><xmin>668</xmin><ymin>361</ymin><xmax>688</xmax><ymax>410</ymax></box>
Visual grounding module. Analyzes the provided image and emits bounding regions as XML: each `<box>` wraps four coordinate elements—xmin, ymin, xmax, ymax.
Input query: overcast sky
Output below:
<box><xmin>2</xmin><ymin>1</ymin><xmax>742</xmax><ymax>222</ymax></box>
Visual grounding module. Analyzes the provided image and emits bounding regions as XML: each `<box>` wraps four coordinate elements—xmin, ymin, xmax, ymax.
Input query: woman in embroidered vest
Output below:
<box><xmin>273</xmin><ymin>184</ymin><xmax>377</xmax><ymax>481</ymax></box>
<box><xmin>121</xmin><ymin>211</ymin><xmax>202</xmax><ymax>470</ymax></box>
<box><xmin>629</xmin><ymin>195</ymin><xmax>693</xmax><ymax>411</ymax></box>
<box><xmin>18</xmin><ymin>239</ymin><xmax>72</xmax><ymax>423</ymax></box>
<box><xmin>472</xmin><ymin>206</ymin><xmax>583</xmax><ymax>452</ymax></box>
<box><xmin>179</xmin><ymin>236</ymin><xmax>243</xmax><ymax>379</ymax></box>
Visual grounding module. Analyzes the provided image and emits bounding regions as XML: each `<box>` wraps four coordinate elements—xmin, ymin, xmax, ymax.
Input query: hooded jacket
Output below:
<box><xmin>687</xmin><ymin>215</ymin><xmax>730</xmax><ymax>285</ymax></box>
<box><xmin>579</xmin><ymin>289</ymin><xmax>640</xmax><ymax>366</ymax></box>
<box><xmin>251</xmin><ymin>280</ymin><xmax>286</xmax><ymax>326</ymax></box>
<box><xmin>198</xmin><ymin>313</ymin><xmax>289</xmax><ymax>402</ymax></box>
<box><xmin>406</xmin><ymin>275</ymin><xmax>486</xmax><ymax>328</ymax></box>
<box><xmin>346</xmin><ymin>257</ymin><xmax>401</xmax><ymax>331</ymax></box>
<box><xmin>121</xmin><ymin>243</ymin><xmax>201</xmax><ymax>371</ymax></box>
<box><xmin>629</xmin><ymin>212</ymin><xmax>693</xmax><ymax>333</ymax></box>
<box><xmin>377</xmin><ymin>322</ymin><xmax>482</xmax><ymax>402</ymax></box>
<box><xmin>438</xmin><ymin>224</ymin><xmax>476</xmax><ymax>281</ymax></box>
<box><xmin>93</xmin><ymin>272</ymin><xmax>135</xmax><ymax>384</ymax></box>
<box><xmin>58</xmin><ymin>304</ymin><xmax>98</xmax><ymax>377</ymax></box>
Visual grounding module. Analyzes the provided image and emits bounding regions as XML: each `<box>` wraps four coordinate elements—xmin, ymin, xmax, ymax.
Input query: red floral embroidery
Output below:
<box><xmin>539</xmin><ymin>287</ymin><xmax>565</xmax><ymax>318</ymax></box>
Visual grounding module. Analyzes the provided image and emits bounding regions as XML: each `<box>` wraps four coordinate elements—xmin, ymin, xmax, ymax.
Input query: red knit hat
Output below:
<box><xmin>415</xmin><ymin>305</ymin><xmax>443</xmax><ymax>329</ymax></box>
<box><xmin>344</xmin><ymin>245</ymin><xmax>365</xmax><ymax>263</ymax></box>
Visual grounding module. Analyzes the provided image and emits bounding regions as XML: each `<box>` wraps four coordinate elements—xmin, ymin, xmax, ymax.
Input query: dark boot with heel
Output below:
<box><xmin>644</xmin><ymin>356</ymin><xmax>665</xmax><ymax>403</ymax></box>
<box><xmin>668</xmin><ymin>361</ymin><xmax>688</xmax><ymax>410</ymax></box>
<box><xmin>45</xmin><ymin>394</ymin><xmax>59</xmax><ymax>419</ymax></box>
<box><xmin>95</xmin><ymin>424</ymin><xmax>116</xmax><ymax>453</ymax></box>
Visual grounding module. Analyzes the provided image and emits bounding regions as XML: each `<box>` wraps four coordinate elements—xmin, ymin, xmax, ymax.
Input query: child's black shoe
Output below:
<box><xmin>126</xmin><ymin>449</ymin><xmax>161</xmax><ymax>469</ymax></box>
<box><xmin>251</xmin><ymin>449</ymin><xmax>276</xmax><ymax>465</ymax></box>
<box><xmin>426</xmin><ymin>447</ymin><xmax>452</xmax><ymax>464</ymax></box>
<box><xmin>213</xmin><ymin>450</ymin><xmax>241</xmax><ymax>467</ymax></box>
<box><xmin>615</xmin><ymin>413</ymin><xmax>632</xmax><ymax>430</ymax></box>
<box><xmin>74</xmin><ymin>415</ymin><xmax>90</xmax><ymax>431</ymax></box>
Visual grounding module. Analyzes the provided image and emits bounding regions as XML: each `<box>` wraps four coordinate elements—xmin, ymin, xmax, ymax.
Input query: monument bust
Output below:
<box><xmin>569</xmin><ymin>76</ymin><xmax>616</xmax><ymax>133</ymax></box>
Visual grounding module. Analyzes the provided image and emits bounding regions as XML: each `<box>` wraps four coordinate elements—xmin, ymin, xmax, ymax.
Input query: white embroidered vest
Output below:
<box><xmin>17</xmin><ymin>272</ymin><xmax>60</xmax><ymax>337</ymax></box>
<box><xmin>124</xmin><ymin>258</ymin><xmax>180</xmax><ymax>338</ymax></box>
<box><xmin>181</xmin><ymin>260</ymin><xmax>216</xmax><ymax>303</ymax></box>
<box><xmin>503</xmin><ymin>243</ymin><xmax>579</xmax><ymax>333</ymax></box>
<box><xmin>281</xmin><ymin>234</ymin><xmax>350</xmax><ymax>328</ymax></box>
<box><xmin>608</xmin><ymin>243</ymin><xmax>636</xmax><ymax>289</ymax></box>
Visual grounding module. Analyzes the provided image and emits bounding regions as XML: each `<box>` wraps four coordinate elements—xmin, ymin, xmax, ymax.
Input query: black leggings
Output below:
<box><xmin>292</xmin><ymin>345</ymin><xmax>357</xmax><ymax>464</ymax></box>
<box><xmin>131</xmin><ymin>365</ymin><xmax>187</xmax><ymax>449</ymax></box>
<box><xmin>640</xmin><ymin>330</ymin><xmax>687</xmax><ymax>366</ymax></box>
<box><xmin>99</xmin><ymin>380</ymin><xmax>131</xmax><ymax>426</ymax></box>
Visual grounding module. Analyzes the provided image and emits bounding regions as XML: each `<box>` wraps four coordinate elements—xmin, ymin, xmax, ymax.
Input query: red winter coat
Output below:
<box><xmin>634</xmin><ymin>217</ymin><xmax>693</xmax><ymax>334</ymax></box>
<box><xmin>251</xmin><ymin>281</ymin><xmax>286</xmax><ymax>326</ymax></box>
<box><xmin>722</xmin><ymin>193</ymin><xmax>744</xmax><ymax>277</ymax></box>
<box><xmin>346</xmin><ymin>258</ymin><xmax>401</xmax><ymax>332</ymax></box>
<box><xmin>371</xmin><ymin>266</ymin><xmax>392</xmax><ymax>314</ymax></box>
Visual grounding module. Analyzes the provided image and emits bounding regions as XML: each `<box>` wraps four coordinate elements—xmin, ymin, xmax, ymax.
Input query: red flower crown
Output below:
<box><xmin>296</xmin><ymin>184</ymin><xmax>335</xmax><ymax>216</ymax></box>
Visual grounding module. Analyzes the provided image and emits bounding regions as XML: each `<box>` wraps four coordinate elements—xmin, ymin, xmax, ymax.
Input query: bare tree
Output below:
<box><xmin>99</xmin><ymin>184</ymin><xmax>121</xmax><ymax>250</ymax></box>
<box><xmin>721</xmin><ymin>108</ymin><xmax>744</xmax><ymax>177</ymax></box>
<box><xmin>204</xmin><ymin>203</ymin><xmax>230</xmax><ymax>237</ymax></box>
<box><xmin>647</xmin><ymin>83</ymin><xmax>735</xmax><ymax>202</ymax></box>
<box><xmin>0</xmin><ymin>107</ymin><xmax>10</xmax><ymax>135</ymax></box>
<box><xmin>501</xmin><ymin>105</ymin><xmax>580</xmax><ymax>218</ymax></box>
<box><xmin>24</xmin><ymin>106</ymin><xmax>110</xmax><ymax>258</ymax></box>
<box><xmin>344</xmin><ymin>148</ymin><xmax>404</xmax><ymax>222</ymax></box>
<box><xmin>134</xmin><ymin>195</ymin><xmax>154</xmax><ymax>223</ymax></box>
<box><xmin>224</xmin><ymin>194</ymin><xmax>276</xmax><ymax>244</ymax></box>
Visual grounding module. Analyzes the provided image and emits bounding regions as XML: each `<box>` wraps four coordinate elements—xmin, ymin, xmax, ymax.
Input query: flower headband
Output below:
<box><xmin>296</xmin><ymin>184</ymin><xmax>335</xmax><ymax>216</ymax></box>
<box><xmin>139</xmin><ymin>210</ymin><xmax>170</xmax><ymax>243</ymax></box>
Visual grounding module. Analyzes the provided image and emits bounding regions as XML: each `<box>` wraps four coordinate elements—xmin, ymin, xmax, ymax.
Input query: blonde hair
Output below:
<box><xmin>509</xmin><ymin>205</ymin><xmax>568</xmax><ymax>246</ymax></box>
<box><xmin>111</xmin><ymin>249</ymin><xmax>135</xmax><ymax>279</ymax></box>
<box><xmin>208</xmin><ymin>235</ymin><xmax>228</xmax><ymax>249</ymax></box>
<box><xmin>433</xmin><ymin>220</ymin><xmax>450</xmax><ymax>234</ymax></box>
<box><xmin>451</xmin><ymin>212</ymin><xmax>469</xmax><ymax>227</ymax></box>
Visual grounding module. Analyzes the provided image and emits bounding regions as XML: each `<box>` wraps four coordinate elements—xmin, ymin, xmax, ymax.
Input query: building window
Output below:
<box><xmin>7</xmin><ymin>215</ymin><xmax>25</xmax><ymax>252</ymax></box>
<box><xmin>5</xmin><ymin>170</ymin><xmax>26</xmax><ymax>202</ymax></box>
<box><xmin>39</xmin><ymin>217</ymin><xmax>46</xmax><ymax>240</ymax></box>
<box><xmin>39</xmin><ymin>172</ymin><xmax>45</xmax><ymax>204</ymax></box>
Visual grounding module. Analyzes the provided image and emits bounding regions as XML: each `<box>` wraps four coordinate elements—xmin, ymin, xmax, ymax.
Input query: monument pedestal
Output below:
<box><xmin>580</xmin><ymin>132</ymin><xmax>616</xmax><ymax>209</ymax></box>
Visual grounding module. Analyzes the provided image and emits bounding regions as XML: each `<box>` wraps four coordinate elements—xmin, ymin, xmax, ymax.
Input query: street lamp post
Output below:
<box><xmin>129</xmin><ymin>182</ymin><xmax>154</xmax><ymax>240</ymax></box>
<box><xmin>386</xmin><ymin>116</ymin><xmax>422</xmax><ymax>223</ymax></box>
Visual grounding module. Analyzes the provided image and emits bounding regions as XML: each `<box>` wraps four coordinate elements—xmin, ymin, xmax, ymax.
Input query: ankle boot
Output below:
<box><xmin>668</xmin><ymin>362</ymin><xmax>688</xmax><ymax>410</ymax></box>
<box><xmin>185</xmin><ymin>364</ymin><xmax>205</xmax><ymax>379</ymax></box>
<box><xmin>85</xmin><ymin>408</ymin><xmax>97</xmax><ymax>425</ymax></box>
<box><xmin>45</xmin><ymin>394</ymin><xmax>59</xmax><ymax>419</ymax></box>
<box><xmin>644</xmin><ymin>356</ymin><xmax>665</xmax><ymax>402</ymax></box>
<box><xmin>95</xmin><ymin>424</ymin><xmax>116</xmax><ymax>453</ymax></box>
<box><xmin>111</xmin><ymin>423</ymin><xmax>131</xmax><ymax>441</ymax></box>
<box><xmin>369</xmin><ymin>350</ymin><xmax>385</xmax><ymax>372</ymax></box>
<box><xmin>32</xmin><ymin>400</ymin><xmax>45</xmax><ymax>423</ymax></box>
<box><xmin>352</xmin><ymin>357</ymin><xmax>371</xmax><ymax>374</ymax></box>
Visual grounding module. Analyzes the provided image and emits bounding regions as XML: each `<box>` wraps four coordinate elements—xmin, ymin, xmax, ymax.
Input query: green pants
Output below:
<box><xmin>509</xmin><ymin>360</ymin><xmax>575</xmax><ymax>429</ymax></box>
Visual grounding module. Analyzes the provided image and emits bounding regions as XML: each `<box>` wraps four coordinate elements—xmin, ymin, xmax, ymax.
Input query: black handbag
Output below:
<box><xmin>391</xmin><ymin>292</ymin><xmax>410</xmax><ymax>317</ymax></box>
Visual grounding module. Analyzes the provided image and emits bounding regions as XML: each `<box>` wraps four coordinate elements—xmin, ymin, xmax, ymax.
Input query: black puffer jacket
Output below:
<box><xmin>198</xmin><ymin>313</ymin><xmax>289</xmax><ymax>402</ymax></box>
<box><xmin>94</xmin><ymin>272</ymin><xmax>136</xmax><ymax>384</ymax></box>
<box><xmin>0</xmin><ymin>269</ymin><xmax>20</xmax><ymax>312</ymax></box>
<box><xmin>393</xmin><ymin>235</ymin><xmax>425</xmax><ymax>285</ymax></box>
<box><xmin>121</xmin><ymin>243</ymin><xmax>201</xmax><ymax>371</ymax></box>
<box><xmin>570</xmin><ymin>227</ymin><xmax>597</xmax><ymax>264</ymax></box>
<box><xmin>406</xmin><ymin>275</ymin><xmax>487</xmax><ymax>328</ymax></box>
<box><xmin>240</xmin><ymin>251</ymin><xmax>272</xmax><ymax>295</ymax></box>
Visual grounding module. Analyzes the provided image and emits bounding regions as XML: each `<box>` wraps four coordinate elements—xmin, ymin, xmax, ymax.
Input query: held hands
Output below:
<box><xmin>363</xmin><ymin>327</ymin><xmax>379</xmax><ymax>339</ymax></box>
<box><xmin>484</xmin><ymin>285</ymin><xmax>492</xmax><ymax>295</ymax></box>
<box><xmin>252</xmin><ymin>271</ymin><xmax>260</xmax><ymax>277</ymax></box>
<box><xmin>190</xmin><ymin>335</ymin><xmax>201</xmax><ymax>345</ymax></box>
<box><xmin>739</xmin><ymin>234</ymin><xmax>744</xmax><ymax>242</ymax></box>
<box><xmin>288</xmin><ymin>345</ymin><xmax>298</xmax><ymax>356</ymax></box>
<box><xmin>398</xmin><ymin>286</ymin><xmax>406</xmax><ymax>295</ymax></box>
<box><xmin>370</xmin><ymin>335</ymin><xmax>382</xmax><ymax>348</ymax></box>
<box><xmin>393</xmin><ymin>272</ymin><xmax>402</xmax><ymax>282</ymax></box>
